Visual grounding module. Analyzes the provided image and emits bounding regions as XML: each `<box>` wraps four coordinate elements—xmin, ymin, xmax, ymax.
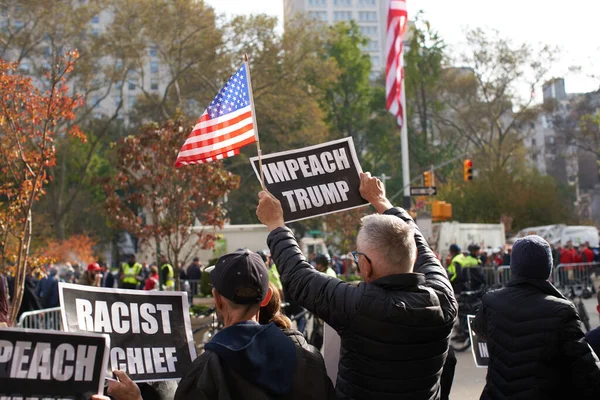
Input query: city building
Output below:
<box><xmin>284</xmin><ymin>0</ymin><xmax>390</xmax><ymax>77</ymax></box>
<box><xmin>524</xmin><ymin>77</ymin><xmax>600</xmax><ymax>222</ymax></box>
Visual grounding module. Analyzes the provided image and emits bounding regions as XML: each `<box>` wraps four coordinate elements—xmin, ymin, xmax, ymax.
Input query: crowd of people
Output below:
<box><xmin>3</xmin><ymin>172</ymin><xmax>600</xmax><ymax>400</ymax></box>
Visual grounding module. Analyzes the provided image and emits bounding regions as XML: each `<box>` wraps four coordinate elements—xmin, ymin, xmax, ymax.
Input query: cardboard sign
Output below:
<box><xmin>467</xmin><ymin>314</ymin><xmax>489</xmax><ymax>368</ymax></box>
<box><xmin>323</xmin><ymin>323</ymin><xmax>340</xmax><ymax>386</ymax></box>
<box><xmin>250</xmin><ymin>137</ymin><xmax>368</xmax><ymax>222</ymax></box>
<box><xmin>59</xmin><ymin>283</ymin><xmax>197</xmax><ymax>382</ymax></box>
<box><xmin>0</xmin><ymin>328</ymin><xmax>109</xmax><ymax>399</ymax></box>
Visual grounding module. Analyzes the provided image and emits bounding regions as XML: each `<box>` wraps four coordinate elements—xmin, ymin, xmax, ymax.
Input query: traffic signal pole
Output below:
<box><xmin>388</xmin><ymin>152</ymin><xmax>469</xmax><ymax>203</ymax></box>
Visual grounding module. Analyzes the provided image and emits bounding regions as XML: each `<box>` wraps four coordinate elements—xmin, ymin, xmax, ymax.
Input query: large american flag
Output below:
<box><xmin>386</xmin><ymin>0</ymin><xmax>408</xmax><ymax>127</ymax></box>
<box><xmin>175</xmin><ymin>63</ymin><xmax>256</xmax><ymax>167</ymax></box>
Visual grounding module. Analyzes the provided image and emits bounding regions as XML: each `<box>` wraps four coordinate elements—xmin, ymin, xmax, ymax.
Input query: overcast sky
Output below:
<box><xmin>206</xmin><ymin>0</ymin><xmax>599</xmax><ymax>95</ymax></box>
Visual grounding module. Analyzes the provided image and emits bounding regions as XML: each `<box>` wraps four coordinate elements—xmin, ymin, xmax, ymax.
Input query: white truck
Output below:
<box><xmin>511</xmin><ymin>224</ymin><xmax>599</xmax><ymax>247</ymax></box>
<box><xmin>431</xmin><ymin>222</ymin><xmax>506</xmax><ymax>260</ymax></box>
<box><xmin>139</xmin><ymin>224</ymin><xmax>329</xmax><ymax>266</ymax></box>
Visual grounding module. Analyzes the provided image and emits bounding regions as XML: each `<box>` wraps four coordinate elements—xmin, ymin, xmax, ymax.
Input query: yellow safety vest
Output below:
<box><xmin>448</xmin><ymin>254</ymin><xmax>466</xmax><ymax>282</ymax></box>
<box><xmin>463</xmin><ymin>255</ymin><xmax>482</xmax><ymax>268</ymax></box>
<box><xmin>161</xmin><ymin>263</ymin><xmax>174</xmax><ymax>288</ymax></box>
<box><xmin>122</xmin><ymin>262</ymin><xmax>142</xmax><ymax>285</ymax></box>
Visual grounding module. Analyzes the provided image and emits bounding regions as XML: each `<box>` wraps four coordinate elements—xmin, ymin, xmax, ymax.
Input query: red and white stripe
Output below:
<box><xmin>386</xmin><ymin>0</ymin><xmax>408</xmax><ymax>127</ymax></box>
<box><xmin>175</xmin><ymin>105</ymin><xmax>256</xmax><ymax>167</ymax></box>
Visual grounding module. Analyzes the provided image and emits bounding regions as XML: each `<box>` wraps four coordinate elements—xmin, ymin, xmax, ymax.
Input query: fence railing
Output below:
<box><xmin>553</xmin><ymin>262</ymin><xmax>599</xmax><ymax>290</ymax></box>
<box><xmin>17</xmin><ymin>307</ymin><xmax>62</xmax><ymax>330</ymax></box>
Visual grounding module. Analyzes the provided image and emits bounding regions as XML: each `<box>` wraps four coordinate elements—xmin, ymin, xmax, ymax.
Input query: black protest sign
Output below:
<box><xmin>467</xmin><ymin>314</ymin><xmax>489</xmax><ymax>368</ymax></box>
<box><xmin>250</xmin><ymin>138</ymin><xmax>368</xmax><ymax>222</ymax></box>
<box><xmin>0</xmin><ymin>328</ymin><xmax>109</xmax><ymax>400</ymax></box>
<box><xmin>59</xmin><ymin>283</ymin><xmax>197</xmax><ymax>382</ymax></box>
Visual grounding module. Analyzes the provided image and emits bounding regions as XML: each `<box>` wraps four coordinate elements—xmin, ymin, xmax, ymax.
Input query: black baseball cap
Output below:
<box><xmin>207</xmin><ymin>249</ymin><xmax>269</xmax><ymax>305</ymax></box>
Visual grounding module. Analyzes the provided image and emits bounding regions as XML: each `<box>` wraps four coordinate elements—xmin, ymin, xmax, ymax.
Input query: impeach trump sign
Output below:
<box><xmin>250</xmin><ymin>137</ymin><xmax>368</xmax><ymax>222</ymax></box>
<box><xmin>0</xmin><ymin>328</ymin><xmax>109</xmax><ymax>400</ymax></box>
<box><xmin>59</xmin><ymin>283</ymin><xmax>197</xmax><ymax>382</ymax></box>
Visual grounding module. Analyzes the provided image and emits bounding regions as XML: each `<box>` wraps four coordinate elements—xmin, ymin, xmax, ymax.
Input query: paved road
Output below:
<box><xmin>449</xmin><ymin>296</ymin><xmax>600</xmax><ymax>399</ymax></box>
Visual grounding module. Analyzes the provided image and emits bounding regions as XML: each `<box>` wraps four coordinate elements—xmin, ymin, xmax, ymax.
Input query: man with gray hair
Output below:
<box><xmin>256</xmin><ymin>172</ymin><xmax>457</xmax><ymax>400</ymax></box>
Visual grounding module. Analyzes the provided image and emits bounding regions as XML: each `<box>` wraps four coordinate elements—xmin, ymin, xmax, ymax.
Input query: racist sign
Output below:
<box><xmin>0</xmin><ymin>328</ymin><xmax>109</xmax><ymax>400</ymax></box>
<box><xmin>467</xmin><ymin>314</ymin><xmax>489</xmax><ymax>368</ymax></box>
<box><xmin>59</xmin><ymin>283</ymin><xmax>197</xmax><ymax>382</ymax></box>
<box><xmin>250</xmin><ymin>137</ymin><xmax>368</xmax><ymax>222</ymax></box>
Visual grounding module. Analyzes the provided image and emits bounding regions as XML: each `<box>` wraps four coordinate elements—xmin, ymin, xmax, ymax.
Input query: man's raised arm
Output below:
<box><xmin>257</xmin><ymin>191</ymin><xmax>361</xmax><ymax>332</ymax></box>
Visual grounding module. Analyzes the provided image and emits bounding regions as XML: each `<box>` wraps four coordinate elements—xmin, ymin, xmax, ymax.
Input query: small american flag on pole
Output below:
<box><xmin>175</xmin><ymin>63</ymin><xmax>257</xmax><ymax>167</ymax></box>
<box><xmin>386</xmin><ymin>0</ymin><xmax>408</xmax><ymax>127</ymax></box>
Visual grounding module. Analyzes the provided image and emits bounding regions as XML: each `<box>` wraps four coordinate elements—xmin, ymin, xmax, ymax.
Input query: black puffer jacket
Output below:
<box><xmin>472</xmin><ymin>277</ymin><xmax>600</xmax><ymax>400</ymax></box>
<box><xmin>268</xmin><ymin>207</ymin><xmax>457</xmax><ymax>400</ymax></box>
<box><xmin>175</xmin><ymin>322</ymin><xmax>335</xmax><ymax>400</ymax></box>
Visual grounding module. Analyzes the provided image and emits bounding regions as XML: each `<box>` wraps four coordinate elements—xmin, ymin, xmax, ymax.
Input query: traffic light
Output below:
<box><xmin>463</xmin><ymin>159</ymin><xmax>473</xmax><ymax>182</ymax></box>
<box><xmin>423</xmin><ymin>171</ymin><xmax>432</xmax><ymax>187</ymax></box>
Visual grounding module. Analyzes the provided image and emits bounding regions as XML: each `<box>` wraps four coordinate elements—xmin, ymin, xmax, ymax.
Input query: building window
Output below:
<box><xmin>360</xmin><ymin>25</ymin><xmax>377</xmax><ymax>36</ymax></box>
<box><xmin>115</xmin><ymin>59</ymin><xmax>123</xmax><ymax>70</ymax></box>
<box><xmin>359</xmin><ymin>11</ymin><xmax>377</xmax><ymax>21</ymax></box>
<box><xmin>115</xmin><ymin>81</ymin><xmax>123</xmax><ymax>90</ymax></box>
<box><xmin>128</xmin><ymin>96</ymin><xmax>136</xmax><ymax>108</ymax></box>
<box><xmin>43</xmin><ymin>46</ymin><xmax>52</xmax><ymax>57</ymax></box>
<box><xmin>92</xmin><ymin>15</ymin><xmax>99</xmax><ymax>24</ymax></box>
<box><xmin>358</xmin><ymin>0</ymin><xmax>376</xmax><ymax>6</ymax></box>
<box><xmin>128</xmin><ymin>80</ymin><xmax>136</xmax><ymax>90</ymax></box>
<box><xmin>334</xmin><ymin>0</ymin><xmax>352</xmax><ymax>5</ymax></box>
<box><xmin>308</xmin><ymin>11</ymin><xmax>327</xmax><ymax>21</ymax></box>
<box><xmin>91</xmin><ymin>26</ymin><xmax>99</xmax><ymax>36</ymax></box>
<box><xmin>308</xmin><ymin>0</ymin><xmax>326</xmax><ymax>7</ymax></box>
<box><xmin>150</xmin><ymin>60</ymin><xmax>158</xmax><ymax>74</ymax></box>
<box><xmin>13</xmin><ymin>20</ymin><xmax>24</xmax><ymax>29</ymax></box>
<box><xmin>92</xmin><ymin>96</ymin><xmax>100</xmax><ymax>109</ymax></box>
<box><xmin>151</xmin><ymin>77</ymin><xmax>159</xmax><ymax>90</ymax></box>
<box><xmin>371</xmin><ymin>55</ymin><xmax>380</xmax><ymax>68</ymax></box>
<box><xmin>334</xmin><ymin>11</ymin><xmax>352</xmax><ymax>21</ymax></box>
<box><xmin>149</xmin><ymin>46</ymin><xmax>158</xmax><ymax>58</ymax></box>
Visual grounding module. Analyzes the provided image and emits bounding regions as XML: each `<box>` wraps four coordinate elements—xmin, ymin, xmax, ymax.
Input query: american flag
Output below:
<box><xmin>175</xmin><ymin>63</ymin><xmax>256</xmax><ymax>167</ymax></box>
<box><xmin>386</xmin><ymin>0</ymin><xmax>408</xmax><ymax>127</ymax></box>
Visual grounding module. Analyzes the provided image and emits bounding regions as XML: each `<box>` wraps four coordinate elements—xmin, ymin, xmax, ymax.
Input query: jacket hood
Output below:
<box><xmin>204</xmin><ymin>321</ymin><xmax>296</xmax><ymax>395</ymax></box>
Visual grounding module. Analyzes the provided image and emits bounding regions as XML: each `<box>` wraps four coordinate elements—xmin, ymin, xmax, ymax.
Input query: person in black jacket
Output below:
<box><xmin>96</xmin><ymin>249</ymin><xmax>335</xmax><ymax>400</ymax></box>
<box><xmin>256</xmin><ymin>172</ymin><xmax>458</xmax><ymax>400</ymax></box>
<box><xmin>472</xmin><ymin>235</ymin><xmax>600</xmax><ymax>400</ymax></box>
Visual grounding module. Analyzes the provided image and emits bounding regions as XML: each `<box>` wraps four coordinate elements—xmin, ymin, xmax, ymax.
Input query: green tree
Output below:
<box><xmin>222</xmin><ymin>15</ymin><xmax>338</xmax><ymax>223</ymax></box>
<box><xmin>321</xmin><ymin>21</ymin><xmax>372</xmax><ymax>148</ymax></box>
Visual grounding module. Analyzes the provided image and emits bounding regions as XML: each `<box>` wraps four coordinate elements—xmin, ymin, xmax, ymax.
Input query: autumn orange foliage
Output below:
<box><xmin>41</xmin><ymin>234</ymin><xmax>97</xmax><ymax>266</ymax></box>
<box><xmin>0</xmin><ymin>51</ymin><xmax>84</xmax><ymax>324</ymax></box>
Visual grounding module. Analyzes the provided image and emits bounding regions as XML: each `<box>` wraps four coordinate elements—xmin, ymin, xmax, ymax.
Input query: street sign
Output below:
<box><xmin>410</xmin><ymin>186</ymin><xmax>437</xmax><ymax>196</ymax></box>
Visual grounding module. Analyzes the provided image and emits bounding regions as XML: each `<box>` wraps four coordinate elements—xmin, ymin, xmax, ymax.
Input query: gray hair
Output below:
<box><xmin>357</xmin><ymin>214</ymin><xmax>416</xmax><ymax>273</ymax></box>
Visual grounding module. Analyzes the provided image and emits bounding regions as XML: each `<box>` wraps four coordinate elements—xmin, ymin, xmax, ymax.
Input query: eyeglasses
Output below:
<box><xmin>351</xmin><ymin>251</ymin><xmax>371</xmax><ymax>273</ymax></box>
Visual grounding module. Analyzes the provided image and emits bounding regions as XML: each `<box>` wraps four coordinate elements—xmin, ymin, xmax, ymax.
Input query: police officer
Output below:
<box><xmin>159</xmin><ymin>255</ymin><xmax>175</xmax><ymax>291</ymax></box>
<box><xmin>463</xmin><ymin>244</ymin><xmax>485</xmax><ymax>291</ymax></box>
<box><xmin>120</xmin><ymin>254</ymin><xmax>142</xmax><ymax>290</ymax></box>
<box><xmin>447</xmin><ymin>244</ymin><xmax>466</xmax><ymax>294</ymax></box>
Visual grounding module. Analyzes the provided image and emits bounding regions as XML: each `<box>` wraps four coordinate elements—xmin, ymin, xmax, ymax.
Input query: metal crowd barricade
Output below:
<box><xmin>497</xmin><ymin>266</ymin><xmax>511</xmax><ymax>287</ymax></box>
<box><xmin>552</xmin><ymin>262</ymin><xmax>599</xmax><ymax>290</ymax></box>
<box><xmin>482</xmin><ymin>267</ymin><xmax>499</xmax><ymax>287</ymax></box>
<box><xmin>17</xmin><ymin>307</ymin><xmax>62</xmax><ymax>330</ymax></box>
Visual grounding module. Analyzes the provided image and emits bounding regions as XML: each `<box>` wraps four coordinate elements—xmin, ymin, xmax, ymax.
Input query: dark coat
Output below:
<box><xmin>268</xmin><ymin>207</ymin><xmax>458</xmax><ymax>400</ymax></box>
<box><xmin>175</xmin><ymin>322</ymin><xmax>335</xmax><ymax>400</ymax></box>
<box><xmin>472</xmin><ymin>277</ymin><xmax>600</xmax><ymax>400</ymax></box>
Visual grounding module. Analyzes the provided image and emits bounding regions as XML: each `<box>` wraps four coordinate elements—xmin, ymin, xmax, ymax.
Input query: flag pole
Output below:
<box><xmin>244</xmin><ymin>53</ymin><xmax>265</xmax><ymax>190</ymax></box>
<box><xmin>400</xmin><ymin>82</ymin><xmax>411</xmax><ymax>209</ymax></box>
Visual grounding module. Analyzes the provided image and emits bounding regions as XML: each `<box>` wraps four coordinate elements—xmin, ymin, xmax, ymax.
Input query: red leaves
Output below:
<box><xmin>105</xmin><ymin>119</ymin><xmax>240</xmax><ymax>255</ymax></box>
<box><xmin>0</xmin><ymin>51</ymin><xmax>84</xmax><ymax>265</ymax></box>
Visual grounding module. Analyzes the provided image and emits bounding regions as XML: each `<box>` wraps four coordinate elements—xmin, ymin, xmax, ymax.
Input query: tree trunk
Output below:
<box><xmin>9</xmin><ymin>210</ymin><xmax>33</xmax><ymax>326</ymax></box>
